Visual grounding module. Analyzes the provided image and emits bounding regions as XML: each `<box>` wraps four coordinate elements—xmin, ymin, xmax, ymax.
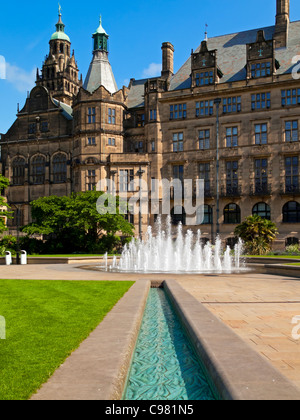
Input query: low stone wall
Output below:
<box><xmin>0</xmin><ymin>256</ymin><xmax>117</xmax><ymax>265</ymax></box>
<box><xmin>264</xmin><ymin>264</ymin><xmax>300</xmax><ymax>278</ymax></box>
<box><xmin>246</xmin><ymin>257</ymin><xmax>300</xmax><ymax>265</ymax></box>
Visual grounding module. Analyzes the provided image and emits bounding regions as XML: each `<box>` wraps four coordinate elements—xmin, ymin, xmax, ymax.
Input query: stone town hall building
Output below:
<box><xmin>1</xmin><ymin>0</ymin><xmax>300</xmax><ymax>249</ymax></box>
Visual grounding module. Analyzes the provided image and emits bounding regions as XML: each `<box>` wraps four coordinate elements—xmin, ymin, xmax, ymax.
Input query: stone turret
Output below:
<box><xmin>83</xmin><ymin>17</ymin><xmax>118</xmax><ymax>94</ymax></box>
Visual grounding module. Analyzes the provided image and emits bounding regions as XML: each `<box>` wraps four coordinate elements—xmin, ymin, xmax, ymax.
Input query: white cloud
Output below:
<box><xmin>142</xmin><ymin>63</ymin><xmax>161</xmax><ymax>78</ymax></box>
<box><xmin>0</xmin><ymin>56</ymin><xmax>6</xmax><ymax>79</ymax></box>
<box><xmin>5</xmin><ymin>63</ymin><xmax>36</xmax><ymax>92</ymax></box>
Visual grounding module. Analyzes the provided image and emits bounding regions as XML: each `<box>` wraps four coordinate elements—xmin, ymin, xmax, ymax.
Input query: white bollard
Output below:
<box><xmin>20</xmin><ymin>250</ymin><xmax>27</xmax><ymax>265</ymax></box>
<box><xmin>5</xmin><ymin>251</ymin><xmax>12</xmax><ymax>266</ymax></box>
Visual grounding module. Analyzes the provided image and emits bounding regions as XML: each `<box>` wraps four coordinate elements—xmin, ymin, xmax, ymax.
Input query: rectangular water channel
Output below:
<box><xmin>123</xmin><ymin>288</ymin><xmax>218</xmax><ymax>400</ymax></box>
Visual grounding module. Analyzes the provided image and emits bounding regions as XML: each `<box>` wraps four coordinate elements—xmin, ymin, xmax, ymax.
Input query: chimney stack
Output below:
<box><xmin>274</xmin><ymin>0</ymin><xmax>290</xmax><ymax>48</ymax></box>
<box><xmin>161</xmin><ymin>42</ymin><xmax>174</xmax><ymax>80</ymax></box>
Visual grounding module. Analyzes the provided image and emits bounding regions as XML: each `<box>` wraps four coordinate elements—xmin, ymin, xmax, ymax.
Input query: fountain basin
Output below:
<box><xmin>101</xmin><ymin>217</ymin><xmax>245</xmax><ymax>275</ymax></box>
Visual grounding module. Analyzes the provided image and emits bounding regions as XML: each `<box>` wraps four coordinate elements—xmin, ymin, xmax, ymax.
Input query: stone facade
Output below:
<box><xmin>1</xmin><ymin>0</ymin><xmax>300</xmax><ymax>249</ymax></box>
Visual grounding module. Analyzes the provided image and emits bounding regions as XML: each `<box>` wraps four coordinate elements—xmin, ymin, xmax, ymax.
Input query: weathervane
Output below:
<box><xmin>205</xmin><ymin>23</ymin><xmax>208</xmax><ymax>41</ymax></box>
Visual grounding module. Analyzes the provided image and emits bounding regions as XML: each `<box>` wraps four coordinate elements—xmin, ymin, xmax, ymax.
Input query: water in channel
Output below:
<box><xmin>123</xmin><ymin>288</ymin><xmax>217</xmax><ymax>401</ymax></box>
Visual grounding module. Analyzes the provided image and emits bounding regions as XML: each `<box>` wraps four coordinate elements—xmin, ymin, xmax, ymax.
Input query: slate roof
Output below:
<box><xmin>127</xmin><ymin>21</ymin><xmax>300</xmax><ymax>109</ymax></box>
<box><xmin>52</xmin><ymin>98</ymin><xmax>73</xmax><ymax>120</ymax></box>
<box><xmin>83</xmin><ymin>51</ymin><xmax>118</xmax><ymax>94</ymax></box>
<box><xmin>127</xmin><ymin>79</ymin><xmax>148</xmax><ymax>109</ymax></box>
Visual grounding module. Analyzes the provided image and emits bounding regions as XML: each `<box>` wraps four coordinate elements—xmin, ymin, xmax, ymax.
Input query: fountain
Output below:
<box><xmin>104</xmin><ymin>216</ymin><xmax>245</xmax><ymax>274</ymax></box>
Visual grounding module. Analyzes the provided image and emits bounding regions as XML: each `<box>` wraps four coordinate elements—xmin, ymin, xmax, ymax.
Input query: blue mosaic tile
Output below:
<box><xmin>123</xmin><ymin>288</ymin><xmax>216</xmax><ymax>401</ymax></box>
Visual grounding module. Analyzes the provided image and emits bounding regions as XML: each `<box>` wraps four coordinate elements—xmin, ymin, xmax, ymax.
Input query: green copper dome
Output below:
<box><xmin>93</xmin><ymin>16</ymin><xmax>108</xmax><ymax>36</ymax></box>
<box><xmin>51</xmin><ymin>31</ymin><xmax>70</xmax><ymax>42</ymax></box>
<box><xmin>51</xmin><ymin>6</ymin><xmax>71</xmax><ymax>43</ymax></box>
<box><xmin>50</xmin><ymin>32</ymin><xmax>71</xmax><ymax>42</ymax></box>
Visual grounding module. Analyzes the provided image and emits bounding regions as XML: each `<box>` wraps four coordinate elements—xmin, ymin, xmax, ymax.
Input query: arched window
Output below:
<box><xmin>31</xmin><ymin>155</ymin><xmax>46</xmax><ymax>185</ymax></box>
<box><xmin>226</xmin><ymin>237</ymin><xmax>239</xmax><ymax>250</ymax></box>
<box><xmin>196</xmin><ymin>205</ymin><xmax>212</xmax><ymax>225</ymax></box>
<box><xmin>171</xmin><ymin>206</ymin><xmax>186</xmax><ymax>226</ymax></box>
<box><xmin>201</xmin><ymin>238</ymin><xmax>210</xmax><ymax>246</ymax></box>
<box><xmin>252</xmin><ymin>202</ymin><xmax>271</xmax><ymax>220</ymax></box>
<box><xmin>286</xmin><ymin>237</ymin><xmax>299</xmax><ymax>247</ymax></box>
<box><xmin>283</xmin><ymin>201</ymin><xmax>300</xmax><ymax>223</ymax></box>
<box><xmin>12</xmin><ymin>157</ymin><xmax>26</xmax><ymax>185</ymax></box>
<box><xmin>53</xmin><ymin>154</ymin><xmax>67</xmax><ymax>183</ymax></box>
<box><xmin>224</xmin><ymin>203</ymin><xmax>241</xmax><ymax>224</ymax></box>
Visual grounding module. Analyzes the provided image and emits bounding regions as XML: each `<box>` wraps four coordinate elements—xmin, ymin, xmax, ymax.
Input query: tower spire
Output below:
<box><xmin>56</xmin><ymin>3</ymin><xmax>66</xmax><ymax>34</ymax></box>
<box><xmin>83</xmin><ymin>16</ymin><xmax>117</xmax><ymax>94</ymax></box>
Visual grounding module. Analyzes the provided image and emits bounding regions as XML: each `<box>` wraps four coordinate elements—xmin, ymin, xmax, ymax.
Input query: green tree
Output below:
<box><xmin>234</xmin><ymin>215</ymin><xmax>278</xmax><ymax>255</ymax></box>
<box><xmin>22</xmin><ymin>191</ymin><xmax>134</xmax><ymax>254</ymax></box>
<box><xmin>0</xmin><ymin>175</ymin><xmax>11</xmax><ymax>234</ymax></box>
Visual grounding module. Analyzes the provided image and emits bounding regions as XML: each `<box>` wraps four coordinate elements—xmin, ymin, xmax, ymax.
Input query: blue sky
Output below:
<box><xmin>0</xmin><ymin>0</ymin><xmax>300</xmax><ymax>134</ymax></box>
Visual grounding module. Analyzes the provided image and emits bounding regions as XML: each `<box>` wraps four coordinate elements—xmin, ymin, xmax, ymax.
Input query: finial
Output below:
<box><xmin>100</xmin><ymin>15</ymin><xmax>102</xmax><ymax>26</ymax></box>
<box><xmin>58</xmin><ymin>3</ymin><xmax>62</xmax><ymax>16</ymax></box>
<box><xmin>205</xmin><ymin>23</ymin><xmax>208</xmax><ymax>41</ymax></box>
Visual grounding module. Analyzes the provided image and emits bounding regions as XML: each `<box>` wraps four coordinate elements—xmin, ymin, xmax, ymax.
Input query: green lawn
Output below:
<box><xmin>285</xmin><ymin>263</ymin><xmax>300</xmax><ymax>266</ymax></box>
<box><xmin>246</xmin><ymin>255</ymin><xmax>300</xmax><ymax>259</ymax></box>
<box><xmin>0</xmin><ymin>280</ymin><xmax>134</xmax><ymax>400</ymax></box>
<box><xmin>0</xmin><ymin>254</ymin><xmax>119</xmax><ymax>258</ymax></box>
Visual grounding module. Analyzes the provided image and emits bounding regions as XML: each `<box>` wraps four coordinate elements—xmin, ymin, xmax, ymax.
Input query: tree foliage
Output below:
<box><xmin>234</xmin><ymin>215</ymin><xmax>278</xmax><ymax>255</ymax></box>
<box><xmin>22</xmin><ymin>191</ymin><xmax>135</xmax><ymax>254</ymax></box>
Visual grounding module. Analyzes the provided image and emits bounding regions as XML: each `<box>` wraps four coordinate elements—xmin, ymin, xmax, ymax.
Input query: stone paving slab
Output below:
<box><xmin>164</xmin><ymin>280</ymin><xmax>300</xmax><ymax>400</ymax></box>
<box><xmin>176</xmin><ymin>273</ymin><xmax>300</xmax><ymax>391</ymax></box>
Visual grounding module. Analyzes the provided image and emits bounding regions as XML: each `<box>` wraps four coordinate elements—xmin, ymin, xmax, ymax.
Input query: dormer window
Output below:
<box><xmin>195</xmin><ymin>71</ymin><xmax>214</xmax><ymax>86</ymax></box>
<box><xmin>149</xmin><ymin>82</ymin><xmax>157</xmax><ymax>91</ymax></box>
<box><xmin>251</xmin><ymin>61</ymin><xmax>271</xmax><ymax>78</ymax></box>
<box><xmin>191</xmin><ymin>40</ymin><xmax>223</xmax><ymax>88</ymax></box>
<box><xmin>246</xmin><ymin>30</ymin><xmax>278</xmax><ymax>80</ymax></box>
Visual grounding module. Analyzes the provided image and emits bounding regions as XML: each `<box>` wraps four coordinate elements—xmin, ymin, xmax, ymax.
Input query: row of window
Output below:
<box><xmin>172</xmin><ymin>201</ymin><xmax>300</xmax><ymax>226</ymax></box>
<box><xmin>28</xmin><ymin>122</ymin><xmax>49</xmax><ymax>134</ymax></box>
<box><xmin>87</xmin><ymin>107</ymin><xmax>116</xmax><ymax>125</ymax></box>
<box><xmin>98</xmin><ymin>156</ymin><xmax>298</xmax><ymax>197</ymax></box>
<box><xmin>166</xmin><ymin>89</ymin><xmax>300</xmax><ymax>120</ymax></box>
<box><xmin>193</xmin><ymin>60</ymin><xmax>272</xmax><ymax>86</ymax></box>
<box><xmin>172</xmin><ymin>120</ymin><xmax>299</xmax><ymax>151</ymax></box>
<box><xmin>12</xmin><ymin>154</ymin><xmax>67</xmax><ymax>185</ymax></box>
<box><xmin>173</xmin><ymin>156</ymin><xmax>299</xmax><ymax>194</ymax></box>
<box><xmin>125</xmin><ymin>89</ymin><xmax>300</xmax><ymax>128</ymax></box>
<box><xmin>86</xmin><ymin>137</ymin><xmax>116</xmax><ymax>146</ymax></box>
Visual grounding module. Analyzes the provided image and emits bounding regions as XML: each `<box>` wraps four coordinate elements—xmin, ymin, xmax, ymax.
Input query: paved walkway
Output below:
<box><xmin>1</xmin><ymin>263</ymin><xmax>300</xmax><ymax>391</ymax></box>
<box><xmin>176</xmin><ymin>273</ymin><xmax>300</xmax><ymax>390</ymax></box>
